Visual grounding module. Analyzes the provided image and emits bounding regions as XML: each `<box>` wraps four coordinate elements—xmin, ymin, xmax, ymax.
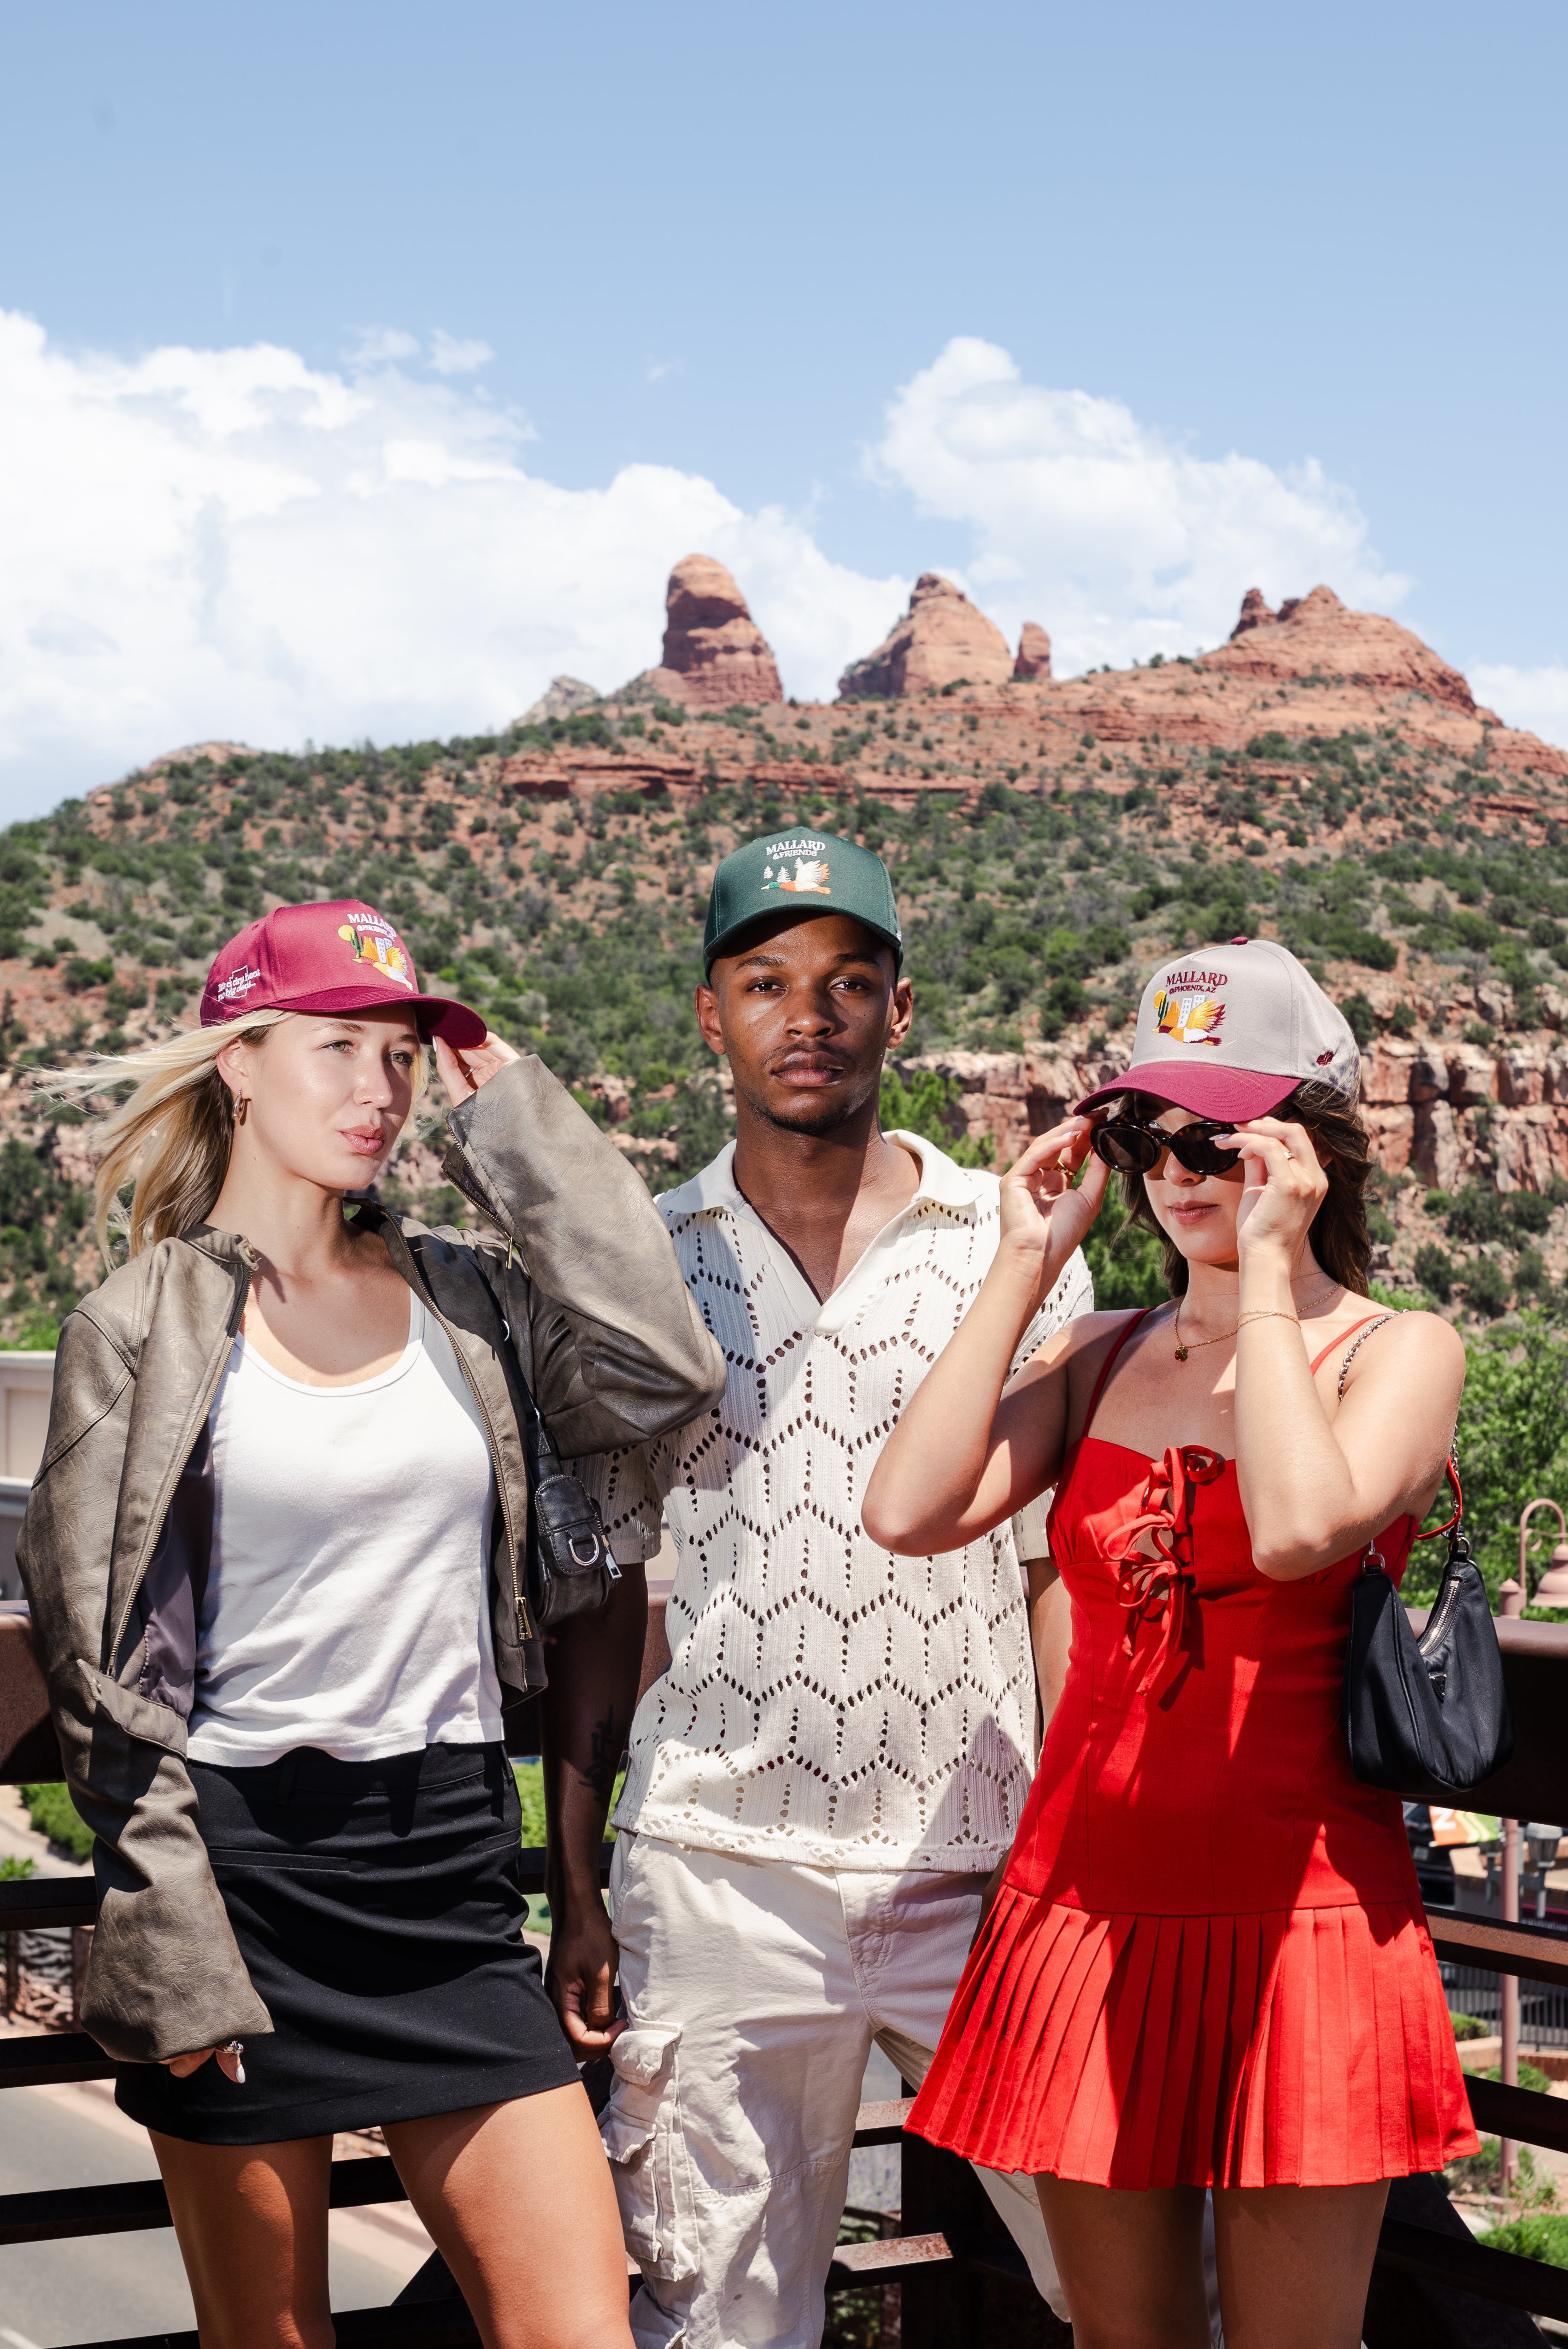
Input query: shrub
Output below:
<box><xmin>879</xmin><ymin>1067</ymin><xmax>994</xmax><ymax>1169</ymax></box>
<box><xmin>1464</xmin><ymin>1257</ymin><xmax>1511</xmax><ymax>1318</ymax></box>
<box><xmin>1477</xmin><ymin>2214</ymin><xmax>1568</xmax><ymax>2267</ymax></box>
<box><xmin>1390</xmin><ymin>1001</ymin><xmax>1416</xmax><ymax>1037</ymax></box>
<box><xmin>1451</xmin><ymin>2012</ymin><xmax>1488</xmax><ymax>2040</ymax></box>
<box><xmin>20</xmin><ymin>1780</ymin><xmax>93</xmax><ymax>1862</ymax></box>
<box><xmin>1508</xmin><ymin>1191</ymin><xmax>1555</xmax><ymax>1235</ymax></box>
<box><xmin>1414</xmin><ymin>1244</ymin><xmax>1455</xmax><ymax>1301</ymax></box>
<box><xmin>1341</xmin><ymin>992</ymin><xmax>1378</xmax><ymax>1047</ymax></box>
<box><xmin>1446</xmin><ymin>1186</ymin><xmax>1510</xmax><ymax>1245</ymax></box>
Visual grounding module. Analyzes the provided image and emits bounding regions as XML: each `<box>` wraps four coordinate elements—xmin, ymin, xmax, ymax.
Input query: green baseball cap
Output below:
<box><xmin>703</xmin><ymin>828</ymin><xmax>903</xmax><ymax>975</ymax></box>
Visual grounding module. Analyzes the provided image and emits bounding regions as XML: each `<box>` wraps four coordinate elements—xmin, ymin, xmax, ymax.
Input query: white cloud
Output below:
<box><xmin>868</xmin><ymin>337</ymin><xmax>1409</xmax><ymax>675</ymax></box>
<box><xmin>0</xmin><ymin>309</ymin><xmax>900</xmax><ymax>816</ymax></box>
<box><xmin>3</xmin><ymin>315</ymin><xmax>1519</xmax><ymax>818</ymax></box>
<box><xmin>1471</xmin><ymin>664</ymin><xmax>1568</xmax><ymax>752</ymax></box>
<box><xmin>428</xmin><ymin>330</ymin><xmax>494</xmax><ymax>377</ymax></box>
<box><xmin>345</xmin><ymin>326</ymin><xmax>420</xmax><ymax>367</ymax></box>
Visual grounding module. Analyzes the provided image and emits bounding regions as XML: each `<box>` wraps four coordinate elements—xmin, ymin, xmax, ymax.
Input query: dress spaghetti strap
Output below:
<box><xmin>1079</xmin><ymin>1307</ymin><xmax>1156</xmax><ymax>1443</ymax></box>
<box><xmin>1308</xmin><ymin>1311</ymin><xmax>1392</xmax><ymax>1380</ymax></box>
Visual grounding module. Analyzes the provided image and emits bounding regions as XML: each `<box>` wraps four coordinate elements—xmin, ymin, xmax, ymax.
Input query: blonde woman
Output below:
<box><xmin>19</xmin><ymin>899</ymin><xmax>725</xmax><ymax>2349</ymax></box>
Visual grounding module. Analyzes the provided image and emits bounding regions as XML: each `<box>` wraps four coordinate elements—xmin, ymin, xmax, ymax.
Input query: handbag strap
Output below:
<box><xmin>1326</xmin><ymin>1311</ymin><xmax>1463</xmax><ymax>1562</ymax></box>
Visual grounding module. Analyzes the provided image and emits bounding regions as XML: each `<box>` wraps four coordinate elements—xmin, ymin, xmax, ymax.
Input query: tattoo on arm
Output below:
<box><xmin>577</xmin><ymin>1709</ymin><xmax>621</xmax><ymax>1810</ymax></box>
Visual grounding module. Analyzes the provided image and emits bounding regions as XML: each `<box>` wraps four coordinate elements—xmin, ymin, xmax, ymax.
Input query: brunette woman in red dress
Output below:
<box><xmin>864</xmin><ymin>939</ymin><xmax>1476</xmax><ymax>2349</ymax></box>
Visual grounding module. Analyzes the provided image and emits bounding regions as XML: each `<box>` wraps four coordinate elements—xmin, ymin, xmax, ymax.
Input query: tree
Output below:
<box><xmin>878</xmin><ymin>1068</ymin><xmax>993</xmax><ymax>1168</ymax></box>
<box><xmin>1420</xmin><ymin>1313</ymin><xmax>1568</xmax><ymax>1607</ymax></box>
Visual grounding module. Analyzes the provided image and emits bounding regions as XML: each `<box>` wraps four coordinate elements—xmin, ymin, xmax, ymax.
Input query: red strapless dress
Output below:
<box><xmin>909</xmin><ymin>1309</ymin><xmax>1478</xmax><ymax>2189</ymax></box>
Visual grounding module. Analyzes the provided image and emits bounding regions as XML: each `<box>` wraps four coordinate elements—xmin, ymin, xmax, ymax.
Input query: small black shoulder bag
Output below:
<box><xmin>513</xmin><ymin>1370</ymin><xmax>622</xmax><ymax>1627</ymax></box>
<box><xmin>1344</xmin><ymin>1452</ymin><xmax>1513</xmax><ymax>1795</ymax></box>
<box><xmin>474</xmin><ymin>1269</ymin><xmax>620</xmax><ymax>1628</ymax></box>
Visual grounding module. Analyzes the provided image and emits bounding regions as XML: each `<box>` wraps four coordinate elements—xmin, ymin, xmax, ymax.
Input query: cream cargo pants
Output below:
<box><xmin>602</xmin><ymin>1832</ymin><xmax>1065</xmax><ymax>2349</ymax></box>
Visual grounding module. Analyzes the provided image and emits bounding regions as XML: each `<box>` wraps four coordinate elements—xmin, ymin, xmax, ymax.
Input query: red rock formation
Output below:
<box><xmin>644</xmin><ymin>554</ymin><xmax>783</xmax><ymax>709</ymax></box>
<box><xmin>839</xmin><ymin>573</ymin><xmax>1014</xmax><ymax>699</ymax></box>
<box><xmin>1208</xmin><ymin>584</ymin><xmax>1477</xmax><ymax>716</ymax></box>
<box><xmin>1013</xmin><ymin>622</ymin><xmax>1052</xmax><ymax>682</ymax></box>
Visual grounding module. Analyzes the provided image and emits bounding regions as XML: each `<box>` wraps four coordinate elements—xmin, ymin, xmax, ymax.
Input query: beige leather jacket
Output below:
<box><xmin>18</xmin><ymin>1056</ymin><xmax>726</xmax><ymax>2063</ymax></box>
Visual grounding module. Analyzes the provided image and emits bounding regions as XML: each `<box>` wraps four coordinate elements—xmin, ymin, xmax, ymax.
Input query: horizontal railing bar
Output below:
<box><xmin>0</xmin><ymin>2154</ymin><xmax>410</xmax><ymax>2245</ymax></box>
<box><xmin>0</xmin><ymin>2032</ymin><xmax>112</xmax><ymax>2087</ymax></box>
<box><xmin>1467</xmin><ymin>2072</ymin><xmax>1568</xmax><ymax>2154</ymax></box>
<box><xmin>849</xmin><ymin>2095</ymin><xmax>915</xmax><ymax>2146</ymax></box>
<box><xmin>0</xmin><ymin>1849</ymin><xmax>615</xmax><ymax>1930</ymax></box>
<box><xmin>829</xmin><ymin>2229</ymin><xmax>951</xmax><ymax>2278</ymax></box>
<box><xmin>1428</xmin><ymin>1908</ymin><xmax>1568</xmax><ymax>1991</ymax></box>
<box><xmin>0</xmin><ymin>2108</ymin><xmax>911</xmax><ymax>2245</ymax></box>
<box><xmin>1377</xmin><ymin>2215</ymin><xmax>1568</xmax><ymax>2320</ymax></box>
<box><xmin>0</xmin><ymin>1874</ymin><xmax>96</xmax><ymax>1929</ymax></box>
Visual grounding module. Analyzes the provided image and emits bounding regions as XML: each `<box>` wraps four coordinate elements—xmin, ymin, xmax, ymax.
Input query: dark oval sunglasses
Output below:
<box><xmin>1090</xmin><ymin>1115</ymin><xmax>1243</xmax><ymax>1179</ymax></box>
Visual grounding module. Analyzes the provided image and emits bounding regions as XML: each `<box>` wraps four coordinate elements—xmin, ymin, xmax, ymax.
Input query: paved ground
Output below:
<box><xmin>0</xmin><ymin>2083</ymin><xmax>429</xmax><ymax>2347</ymax></box>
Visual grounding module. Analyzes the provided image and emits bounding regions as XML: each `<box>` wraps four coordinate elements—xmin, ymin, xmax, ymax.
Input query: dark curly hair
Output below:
<box><xmin>1116</xmin><ymin>1080</ymin><xmax>1374</xmax><ymax>1298</ymax></box>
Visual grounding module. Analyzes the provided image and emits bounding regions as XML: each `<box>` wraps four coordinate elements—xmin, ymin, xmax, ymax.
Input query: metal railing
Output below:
<box><xmin>6</xmin><ymin>1610</ymin><xmax>1568</xmax><ymax>2344</ymax></box>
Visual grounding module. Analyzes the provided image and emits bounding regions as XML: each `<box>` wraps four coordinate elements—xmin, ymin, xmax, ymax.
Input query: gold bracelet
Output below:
<box><xmin>1236</xmin><ymin>1309</ymin><xmax>1301</xmax><ymax>1330</ymax></box>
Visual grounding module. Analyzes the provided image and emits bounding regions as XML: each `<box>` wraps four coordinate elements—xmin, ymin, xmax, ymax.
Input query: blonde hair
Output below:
<box><xmin>41</xmin><ymin>1011</ymin><xmax>429</xmax><ymax>1261</ymax></box>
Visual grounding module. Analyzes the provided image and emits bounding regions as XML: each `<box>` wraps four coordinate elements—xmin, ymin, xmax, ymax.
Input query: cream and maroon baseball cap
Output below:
<box><xmin>1075</xmin><ymin>938</ymin><xmax>1360</xmax><ymax>1122</ymax></box>
<box><xmin>200</xmin><ymin>900</ymin><xmax>487</xmax><ymax>1047</ymax></box>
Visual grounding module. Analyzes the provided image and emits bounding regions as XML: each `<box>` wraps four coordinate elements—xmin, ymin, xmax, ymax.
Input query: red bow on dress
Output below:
<box><xmin>1116</xmin><ymin>1444</ymin><xmax>1225</xmax><ymax>1703</ymax></box>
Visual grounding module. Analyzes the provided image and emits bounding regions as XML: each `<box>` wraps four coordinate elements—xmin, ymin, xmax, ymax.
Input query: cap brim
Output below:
<box><xmin>705</xmin><ymin>909</ymin><xmax>903</xmax><ymax>975</ymax></box>
<box><xmin>272</xmin><ymin>986</ymin><xmax>488</xmax><ymax>1051</ymax></box>
<box><xmin>1074</xmin><ymin>1063</ymin><xmax>1300</xmax><ymax>1122</ymax></box>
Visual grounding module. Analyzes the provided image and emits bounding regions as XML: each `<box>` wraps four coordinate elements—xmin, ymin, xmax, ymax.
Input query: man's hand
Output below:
<box><xmin>546</xmin><ymin>1893</ymin><xmax>625</xmax><ymax>2053</ymax></box>
<box><xmin>435</xmin><ymin>1031</ymin><xmax>522</xmax><ymax>1104</ymax></box>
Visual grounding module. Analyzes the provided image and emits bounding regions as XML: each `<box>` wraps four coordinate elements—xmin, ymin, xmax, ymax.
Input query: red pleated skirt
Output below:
<box><xmin>910</xmin><ymin>1884</ymin><xmax>1477</xmax><ymax>2189</ymax></box>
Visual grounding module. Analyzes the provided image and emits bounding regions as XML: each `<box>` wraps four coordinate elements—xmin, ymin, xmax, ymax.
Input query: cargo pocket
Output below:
<box><xmin>600</xmin><ymin>2022</ymin><xmax>699</xmax><ymax>2284</ymax></box>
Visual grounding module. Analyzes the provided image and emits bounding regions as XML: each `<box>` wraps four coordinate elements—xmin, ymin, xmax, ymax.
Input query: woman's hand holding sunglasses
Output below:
<box><xmin>997</xmin><ymin>1116</ymin><xmax>1110</xmax><ymax>1304</ymax></box>
<box><xmin>1216</xmin><ymin>1116</ymin><xmax>1328</xmax><ymax>1268</ymax></box>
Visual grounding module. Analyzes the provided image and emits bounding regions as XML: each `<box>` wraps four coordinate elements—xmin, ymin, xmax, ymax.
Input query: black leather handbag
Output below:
<box><xmin>1344</xmin><ymin>1458</ymin><xmax>1513</xmax><ymax>1795</ymax></box>
<box><xmin>515</xmin><ymin>1372</ymin><xmax>622</xmax><ymax>1627</ymax></box>
<box><xmin>473</xmin><ymin>1271</ymin><xmax>621</xmax><ymax>1628</ymax></box>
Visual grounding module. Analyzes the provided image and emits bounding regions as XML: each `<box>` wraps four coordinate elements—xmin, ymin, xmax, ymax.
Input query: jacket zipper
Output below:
<box><xmin>375</xmin><ymin>1217</ymin><xmax>532</xmax><ymax>1639</ymax></box>
<box><xmin>106</xmin><ymin>1245</ymin><xmax>255</xmax><ymax>1670</ymax></box>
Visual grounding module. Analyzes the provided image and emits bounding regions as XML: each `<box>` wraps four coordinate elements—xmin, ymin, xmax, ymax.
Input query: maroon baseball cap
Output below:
<box><xmin>200</xmin><ymin>900</ymin><xmax>487</xmax><ymax>1048</ymax></box>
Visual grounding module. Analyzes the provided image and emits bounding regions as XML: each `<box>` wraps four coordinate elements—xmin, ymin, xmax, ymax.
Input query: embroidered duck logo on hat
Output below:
<box><xmin>1153</xmin><ymin>986</ymin><xmax>1226</xmax><ymax>1048</ymax></box>
<box><xmin>763</xmin><ymin>854</ymin><xmax>832</xmax><ymax>896</ymax></box>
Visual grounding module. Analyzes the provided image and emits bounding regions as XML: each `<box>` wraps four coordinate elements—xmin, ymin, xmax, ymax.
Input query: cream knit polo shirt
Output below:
<box><xmin>577</xmin><ymin>1131</ymin><xmax>1093</xmax><ymax>1873</ymax></box>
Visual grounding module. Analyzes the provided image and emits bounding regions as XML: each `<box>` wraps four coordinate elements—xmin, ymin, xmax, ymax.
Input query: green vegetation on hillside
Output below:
<box><xmin>0</xmin><ymin>702</ymin><xmax>1562</xmax><ymax>1340</ymax></box>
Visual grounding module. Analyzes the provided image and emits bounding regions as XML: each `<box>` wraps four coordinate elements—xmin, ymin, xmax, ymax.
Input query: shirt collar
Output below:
<box><xmin>670</xmin><ymin>1128</ymin><xmax>987</xmax><ymax>1219</ymax></box>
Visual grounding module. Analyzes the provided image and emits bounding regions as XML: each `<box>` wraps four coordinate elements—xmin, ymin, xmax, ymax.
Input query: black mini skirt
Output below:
<box><xmin>116</xmin><ymin>1740</ymin><xmax>579</xmax><ymax>2147</ymax></box>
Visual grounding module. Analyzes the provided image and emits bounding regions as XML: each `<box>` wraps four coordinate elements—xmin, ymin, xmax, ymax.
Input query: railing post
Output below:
<box><xmin>1501</xmin><ymin>1817</ymin><xmax>1521</xmax><ymax>2199</ymax></box>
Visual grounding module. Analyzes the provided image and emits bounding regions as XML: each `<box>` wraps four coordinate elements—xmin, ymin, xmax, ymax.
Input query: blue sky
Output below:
<box><xmin>0</xmin><ymin>0</ymin><xmax>1564</xmax><ymax>813</ymax></box>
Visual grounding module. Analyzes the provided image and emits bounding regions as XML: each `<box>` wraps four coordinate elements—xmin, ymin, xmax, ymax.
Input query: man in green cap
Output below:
<box><xmin>550</xmin><ymin>826</ymin><xmax>1090</xmax><ymax>2346</ymax></box>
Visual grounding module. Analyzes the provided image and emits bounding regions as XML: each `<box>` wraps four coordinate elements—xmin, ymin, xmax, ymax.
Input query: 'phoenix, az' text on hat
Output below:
<box><xmin>1074</xmin><ymin>938</ymin><xmax>1360</xmax><ymax>1123</ymax></box>
<box><xmin>703</xmin><ymin>828</ymin><xmax>903</xmax><ymax>975</ymax></box>
<box><xmin>201</xmin><ymin>900</ymin><xmax>488</xmax><ymax>1048</ymax></box>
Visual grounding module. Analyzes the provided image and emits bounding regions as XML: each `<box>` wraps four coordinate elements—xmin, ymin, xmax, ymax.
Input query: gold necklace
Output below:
<box><xmin>1172</xmin><ymin>1282</ymin><xmax>1341</xmax><ymax>1364</ymax></box>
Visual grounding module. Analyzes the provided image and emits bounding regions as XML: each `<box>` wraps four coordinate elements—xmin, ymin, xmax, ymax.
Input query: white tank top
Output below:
<box><xmin>186</xmin><ymin>1293</ymin><xmax>504</xmax><ymax>1766</ymax></box>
